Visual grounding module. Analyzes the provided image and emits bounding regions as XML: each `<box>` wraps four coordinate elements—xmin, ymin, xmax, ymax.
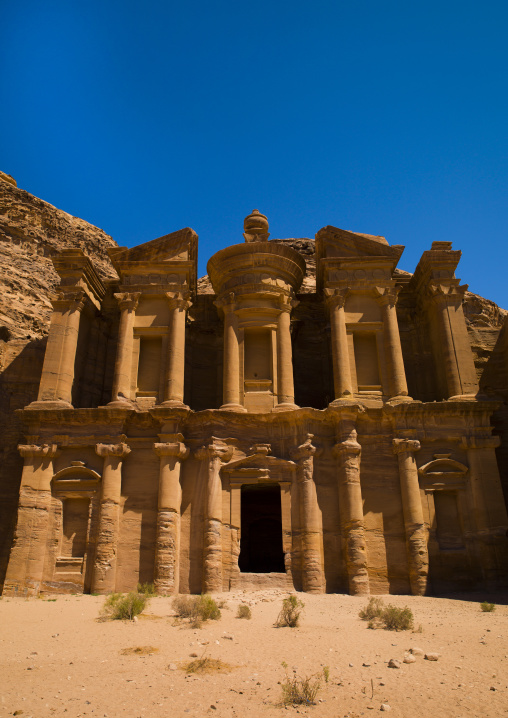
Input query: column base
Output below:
<box><xmin>447</xmin><ymin>394</ymin><xmax>478</xmax><ymax>401</ymax></box>
<box><xmin>106</xmin><ymin>398</ymin><xmax>135</xmax><ymax>408</ymax></box>
<box><xmin>25</xmin><ymin>399</ymin><xmax>73</xmax><ymax>410</ymax></box>
<box><xmin>219</xmin><ymin>403</ymin><xmax>247</xmax><ymax>412</ymax></box>
<box><xmin>386</xmin><ymin>394</ymin><xmax>414</xmax><ymax>405</ymax></box>
<box><xmin>158</xmin><ymin>400</ymin><xmax>190</xmax><ymax>409</ymax></box>
<box><xmin>272</xmin><ymin>402</ymin><xmax>299</xmax><ymax>412</ymax></box>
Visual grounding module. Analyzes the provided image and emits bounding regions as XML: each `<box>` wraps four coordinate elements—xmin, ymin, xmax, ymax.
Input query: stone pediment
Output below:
<box><xmin>316</xmin><ymin>226</ymin><xmax>404</xmax><ymax>260</ymax></box>
<box><xmin>315</xmin><ymin>226</ymin><xmax>404</xmax><ymax>292</ymax></box>
<box><xmin>108</xmin><ymin>227</ymin><xmax>198</xmax><ymax>293</ymax></box>
<box><xmin>418</xmin><ymin>454</ymin><xmax>468</xmax><ymax>491</ymax></box>
<box><xmin>222</xmin><ymin>451</ymin><xmax>296</xmax><ymax>484</ymax></box>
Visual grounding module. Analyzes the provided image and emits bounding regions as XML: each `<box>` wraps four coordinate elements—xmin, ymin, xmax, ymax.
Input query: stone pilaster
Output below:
<box><xmin>153</xmin><ymin>436</ymin><xmax>189</xmax><ymax>594</ymax></box>
<box><xmin>161</xmin><ymin>293</ymin><xmax>192</xmax><ymax>407</ymax></box>
<box><xmin>290</xmin><ymin>434</ymin><xmax>324</xmax><ymax>593</ymax></box>
<box><xmin>325</xmin><ymin>289</ymin><xmax>353</xmax><ymax>401</ymax></box>
<box><xmin>110</xmin><ymin>292</ymin><xmax>141</xmax><ymax>404</ymax></box>
<box><xmin>392</xmin><ymin>438</ymin><xmax>428</xmax><ymax>595</ymax></box>
<box><xmin>3</xmin><ymin>444</ymin><xmax>60</xmax><ymax>596</ymax></box>
<box><xmin>376</xmin><ymin>287</ymin><xmax>410</xmax><ymax>400</ymax></box>
<box><xmin>274</xmin><ymin>296</ymin><xmax>298</xmax><ymax>410</ymax></box>
<box><xmin>333</xmin><ymin>428</ymin><xmax>370</xmax><ymax>595</ymax></box>
<box><xmin>196</xmin><ymin>438</ymin><xmax>232</xmax><ymax>592</ymax></box>
<box><xmin>36</xmin><ymin>291</ymin><xmax>87</xmax><ymax>407</ymax></box>
<box><xmin>91</xmin><ymin>441</ymin><xmax>131</xmax><ymax>593</ymax></box>
<box><xmin>461</xmin><ymin>434</ymin><xmax>508</xmax><ymax>584</ymax></box>
<box><xmin>427</xmin><ymin>284</ymin><xmax>479</xmax><ymax>399</ymax></box>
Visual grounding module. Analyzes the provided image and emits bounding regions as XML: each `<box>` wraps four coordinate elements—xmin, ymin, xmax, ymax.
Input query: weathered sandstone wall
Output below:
<box><xmin>0</xmin><ymin>175</ymin><xmax>117</xmax><ymax>588</ymax></box>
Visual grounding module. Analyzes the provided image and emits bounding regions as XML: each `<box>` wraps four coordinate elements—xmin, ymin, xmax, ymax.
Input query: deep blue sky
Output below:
<box><xmin>1</xmin><ymin>1</ymin><xmax>507</xmax><ymax>306</ymax></box>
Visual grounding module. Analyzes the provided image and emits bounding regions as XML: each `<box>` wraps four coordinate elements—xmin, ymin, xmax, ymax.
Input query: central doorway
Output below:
<box><xmin>238</xmin><ymin>483</ymin><xmax>285</xmax><ymax>573</ymax></box>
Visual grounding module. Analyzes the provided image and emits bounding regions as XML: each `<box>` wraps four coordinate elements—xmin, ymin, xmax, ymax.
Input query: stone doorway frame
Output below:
<box><xmin>221</xmin><ymin>446</ymin><xmax>296</xmax><ymax>589</ymax></box>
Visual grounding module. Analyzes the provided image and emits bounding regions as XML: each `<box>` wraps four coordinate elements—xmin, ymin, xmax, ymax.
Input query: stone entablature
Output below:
<box><xmin>3</xmin><ymin>211</ymin><xmax>508</xmax><ymax>597</ymax></box>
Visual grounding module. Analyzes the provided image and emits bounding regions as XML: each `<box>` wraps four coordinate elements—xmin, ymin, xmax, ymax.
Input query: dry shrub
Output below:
<box><xmin>101</xmin><ymin>592</ymin><xmax>148</xmax><ymax>621</ymax></box>
<box><xmin>236</xmin><ymin>604</ymin><xmax>252</xmax><ymax>619</ymax></box>
<box><xmin>120</xmin><ymin>646</ymin><xmax>158</xmax><ymax>656</ymax></box>
<box><xmin>173</xmin><ymin>594</ymin><xmax>221</xmax><ymax>627</ymax></box>
<box><xmin>276</xmin><ymin>595</ymin><xmax>304</xmax><ymax>628</ymax></box>
<box><xmin>359</xmin><ymin>598</ymin><xmax>414</xmax><ymax>631</ymax></box>
<box><xmin>137</xmin><ymin>582</ymin><xmax>156</xmax><ymax>596</ymax></box>
<box><xmin>183</xmin><ymin>656</ymin><xmax>232</xmax><ymax>674</ymax></box>
<box><xmin>480</xmin><ymin>601</ymin><xmax>496</xmax><ymax>612</ymax></box>
<box><xmin>382</xmin><ymin>604</ymin><xmax>414</xmax><ymax>631</ymax></box>
<box><xmin>359</xmin><ymin>597</ymin><xmax>385</xmax><ymax>621</ymax></box>
<box><xmin>280</xmin><ymin>662</ymin><xmax>325</xmax><ymax>706</ymax></box>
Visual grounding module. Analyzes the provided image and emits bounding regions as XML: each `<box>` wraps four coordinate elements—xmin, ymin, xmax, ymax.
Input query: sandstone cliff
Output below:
<box><xmin>0</xmin><ymin>175</ymin><xmax>118</xmax><ymax>589</ymax></box>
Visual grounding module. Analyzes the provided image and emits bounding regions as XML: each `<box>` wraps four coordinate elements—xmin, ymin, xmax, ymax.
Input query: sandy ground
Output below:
<box><xmin>1</xmin><ymin>590</ymin><xmax>507</xmax><ymax>718</ymax></box>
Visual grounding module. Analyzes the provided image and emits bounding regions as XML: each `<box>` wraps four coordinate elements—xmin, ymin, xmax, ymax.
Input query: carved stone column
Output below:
<box><xmin>428</xmin><ymin>285</ymin><xmax>479</xmax><ymax>399</ymax></box>
<box><xmin>219</xmin><ymin>294</ymin><xmax>245</xmax><ymax>411</ymax></box>
<box><xmin>274</xmin><ymin>297</ymin><xmax>298</xmax><ymax>410</ymax></box>
<box><xmin>377</xmin><ymin>287</ymin><xmax>410</xmax><ymax>399</ymax></box>
<box><xmin>91</xmin><ymin>442</ymin><xmax>131</xmax><ymax>593</ymax></box>
<box><xmin>392</xmin><ymin>438</ymin><xmax>428</xmax><ymax>595</ymax></box>
<box><xmin>325</xmin><ymin>289</ymin><xmax>353</xmax><ymax>401</ymax></box>
<box><xmin>3</xmin><ymin>444</ymin><xmax>60</xmax><ymax>596</ymax></box>
<box><xmin>162</xmin><ymin>293</ymin><xmax>192</xmax><ymax>406</ymax></box>
<box><xmin>153</xmin><ymin>436</ymin><xmax>189</xmax><ymax>594</ymax></box>
<box><xmin>334</xmin><ymin>431</ymin><xmax>370</xmax><ymax>595</ymax></box>
<box><xmin>196</xmin><ymin>439</ymin><xmax>232</xmax><ymax>592</ymax></box>
<box><xmin>461</xmin><ymin>434</ymin><xmax>508</xmax><ymax>584</ymax></box>
<box><xmin>291</xmin><ymin>435</ymin><xmax>324</xmax><ymax>593</ymax></box>
<box><xmin>110</xmin><ymin>292</ymin><xmax>140</xmax><ymax>404</ymax></box>
<box><xmin>37</xmin><ymin>291</ymin><xmax>87</xmax><ymax>407</ymax></box>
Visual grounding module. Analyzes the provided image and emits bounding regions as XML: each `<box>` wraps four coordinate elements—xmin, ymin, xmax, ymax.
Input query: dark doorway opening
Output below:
<box><xmin>239</xmin><ymin>483</ymin><xmax>285</xmax><ymax>573</ymax></box>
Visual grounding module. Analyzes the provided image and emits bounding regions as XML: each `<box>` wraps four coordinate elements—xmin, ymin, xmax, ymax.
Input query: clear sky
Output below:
<box><xmin>1</xmin><ymin>0</ymin><xmax>507</xmax><ymax>306</ymax></box>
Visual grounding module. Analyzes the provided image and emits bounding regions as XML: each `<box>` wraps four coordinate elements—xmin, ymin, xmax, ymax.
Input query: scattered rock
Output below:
<box><xmin>409</xmin><ymin>647</ymin><xmax>424</xmax><ymax>656</ymax></box>
<box><xmin>425</xmin><ymin>653</ymin><xmax>440</xmax><ymax>661</ymax></box>
<box><xmin>403</xmin><ymin>654</ymin><xmax>416</xmax><ymax>664</ymax></box>
<box><xmin>363</xmin><ymin>662</ymin><xmax>371</xmax><ymax>667</ymax></box>
<box><xmin>380</xmin><ymin>704</ymin><xmax>391</xmax><ymax>711</ymax></box>
<box><xmin>388</xmin><ymin>659</ymin><xmax>401</xmax><ymax>669</ymax></box>
<box><xmin>222</xmin><ymin>633</ymin><xmax>234</xmax><ymax>640</ymax></box>
<box><xmin>190</xmin><ymin>653</ymin><xmax>198</xmax><ymax>658</ymax></box>
<box><xmin>168</xmin><ymin>664</ymin><xmax>177</xmax><ymax>671</ymax></box>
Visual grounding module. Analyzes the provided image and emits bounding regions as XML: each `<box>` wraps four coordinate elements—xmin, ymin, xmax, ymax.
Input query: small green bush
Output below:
<box><xmin>276</xmin><ymin>594</ymin><xmax>304</xmax><ymax>628</ymax></box>
<box><xmin>137</xmin><ymin>582</ymin><xmax>156</xmax><ymax>596</ymax></box>
<box><xmin>280</xmin><ymin>663</ymin><xmax>325</xmax><ymax>706</ymax></box>
<box><xmin>102</xmin><ymin>592</ymin><xmax>148</xmax><ymax>621</ymax></box>
<box><xmin>359</xmin><ymin>597</ymin><xmax>385</xmax><ymax>621</ymax></box>
<box><xmin>236</xmin><ymin>604</ymin><xmax>252</xmax><ymax>619</ymax></box>
<box><xmin>382</xmin><ymin>604</ymin><xmax>414</xmax><ymax>631</ymax></box>
<box><xmin>480</xmin><ymin>601</ymin><xmax>496</xmax><ymax>612</ymax></box>
<box><xmin>359</xmin><ymin>598</ymin><xmax>414</xmax><ymax>631</ymax></box>
<box><xmin>173</xmin><ymin>594</ymin><xmax>221</xmax><ymax>627</ymax></box>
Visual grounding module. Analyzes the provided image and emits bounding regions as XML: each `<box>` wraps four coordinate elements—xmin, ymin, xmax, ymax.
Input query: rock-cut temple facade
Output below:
<box><xmin>3</xmin><ymin>210</ymin><xmax>508</xmax><ymax>597</ymax></box>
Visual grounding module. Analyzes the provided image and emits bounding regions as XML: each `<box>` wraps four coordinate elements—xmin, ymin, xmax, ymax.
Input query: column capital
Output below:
<box><xmin>114</xmin><ymin>292</ymin><xmax>141</xmax><ymax>312</ymax></box>
<box><xmin>333</xmin><ymin>439</ymin><xmax>361</xmax><ymax>457</ymax></box>
<box><xmin>214</xmin><ymin>291</ymin><xmax>237</xmax><ymax>312</ymax></box>
<box><xmin>393</xmin><ymin>438</ymin><xmax>421</xmax><ymax>455</ymax></box>
<box><xmin>18</xmin><ymin>443</ymin><xmax>60</xmax><ymax>460</ymax></box>
<box><xmin>290</xmin><ymin>434</ymin><xmax>317</xmax><ymax>461</ymax></box>
<box><xmin>278</xmin><ymin>294</ymin><xmax>299</xmax><ymax>313</ymax></box>
<box><xmin>51</xmin><ymin>288</ymin><xmax>87</xmax><ymax>313</ymax></box>
<box><xmin>324</xmin><ymin>287</ymin><xmax>348</xmax><ymax>309</ymax></box>
<box><xmin>374</xmin><ymin>285</ymin><xmax>401</xmax><ymax>307</ymax></box>
<box><xmin>165</xmin><ymin>291</ymin><xmax>192</xmax><ymax>311</ymax></box>
<box><xmin>95</xmin><ymin>442</ymin><xmax>131</xmax><ymax>459</ymax></box>
<box><xmin>154</xmin><ymin>440</ymin><xmax>189</xmax><ymax>460</ymax></box>
<box><xmin>195</xmin><ymin>437</ymin><xmax>232</xmax><ymax>463</ymax></box>
<box><xmin>425</xmin><ymin>282</ymin><xmax>468</xmax><ymax>306</ymax></box>
<box><xmin>461</xmin><ymin>435</ymin><xmax>500</xmax><ymax>451</ymax></box>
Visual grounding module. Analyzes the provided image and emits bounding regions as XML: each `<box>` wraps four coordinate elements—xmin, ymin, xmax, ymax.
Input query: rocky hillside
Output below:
<box><xmin>0</xmin><ymin>174</ymin><xmax>118</xmax><ymax>590</ymax></box>
<box><xmin>0</xmin><ymin>175</ymin><xmax>117</xmax><ymax>343</ymax></box>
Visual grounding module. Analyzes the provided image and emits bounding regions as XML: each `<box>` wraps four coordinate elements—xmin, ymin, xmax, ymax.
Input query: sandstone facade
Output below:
<box><xmin>2</xmin><ymin>189</ymin><xmax>508</xmax><ymax>597</ymax></box>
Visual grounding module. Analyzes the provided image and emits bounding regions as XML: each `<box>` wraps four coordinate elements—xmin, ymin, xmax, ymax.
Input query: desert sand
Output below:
<box><xmin>1</xmin><ymin>590</ymin><xmax>507</xmax><ymax>718</ymax></box>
